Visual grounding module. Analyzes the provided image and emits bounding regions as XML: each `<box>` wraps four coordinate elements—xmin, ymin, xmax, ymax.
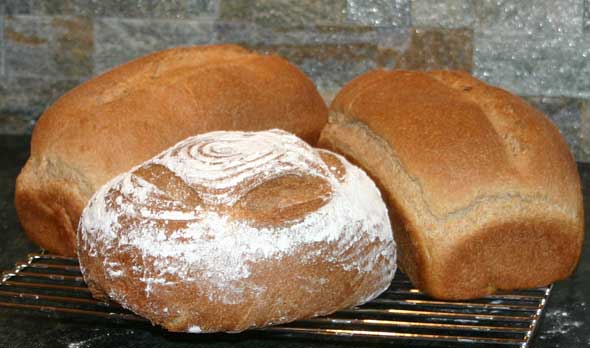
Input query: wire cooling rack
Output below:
<box><xmin>0</xmin><ymin>253</ymin><xmax>551</xmax><ymax>347</ymax></box>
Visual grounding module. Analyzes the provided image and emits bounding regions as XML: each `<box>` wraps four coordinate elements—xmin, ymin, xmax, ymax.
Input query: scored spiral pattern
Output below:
<box><xmin>155</xmin><ymin>129</ymin><xmax>332</xmax><ymax>206</ymax></box>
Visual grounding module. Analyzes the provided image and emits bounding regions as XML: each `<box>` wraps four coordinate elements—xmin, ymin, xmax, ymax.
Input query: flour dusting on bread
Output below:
<box><xmin>78</xmin><ymin>129</ymin><xmax>396</xmax><ymax>332</ymax></box>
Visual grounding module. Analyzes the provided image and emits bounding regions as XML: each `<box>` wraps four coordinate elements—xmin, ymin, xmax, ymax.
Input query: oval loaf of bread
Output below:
<box><xmin>319</xmin><ymin>70</ymin><xmax>584</xmax><ymax>300</ymax></box>
<box><xmin>15</xmin><ymin>45</ymin><xmax>328</xmax><ymax>256</ymax></box>
<box><xmin>78</xmin><ymin>129</ymin><xmax>396</xmax><ymax>333</ymax></box>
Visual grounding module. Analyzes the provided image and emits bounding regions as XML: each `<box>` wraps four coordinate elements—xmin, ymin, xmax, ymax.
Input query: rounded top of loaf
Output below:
<box><xmin>330</xmin><ymin>70</ymin><xmax>581</xmax><ymax>220</ymax></box>
<box><xmin>16</xmin><ymin>44</ymin><xmax>327</xmax><ymax>255</ymax></box>
<box><xmin>82</xmin><ymin>129</ymin><xmax>392</xmax><ymax>243</ymax></box>
<box><xmin>30</xmin><ymin>44</ymin><xmax>328</xmax><ymax>188</ymax></box>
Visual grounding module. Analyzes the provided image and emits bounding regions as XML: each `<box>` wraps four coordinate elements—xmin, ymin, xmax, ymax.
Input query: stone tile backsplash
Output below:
<box><xmin>94</xmin><ymin>17</ymin><xmax>215</xmax><ymax>74</ymax></box>
<box><xmin>0</xmin><ymin>10</ymin><xmax>4</xmax><ymax>76</ymax></box>
<box><xmin>412</xmin><ymin>0</ymin><xmax>476</xmax><ymax>28</ymax></box>
<box><xmin>219</xmin><ymin>0</ymin><xmax>348</xmax><ymax>28</ymax></box>
<box><xmin>5</xmin><ymin>15</ymin><xmax>93</xmax><ymax>78</ymax></box>
<box><xmin>5</xmin><ymin>0</ymin><xmax>217</xmax><ymax>19</ymax></box>
<box><xmin>0</xmin><ymin>0</ymin><xmax>588</xmax><ymax>161</ymax></box>
<box><xmin>525</xmin><ymin>96</ymin><xmax>590</xmax><ymax>163</ymax></box>
<box><xmin>474</xmin><ymin>32</ymin><xmax>590</xmax><ymax>98</ymax></box>
<box><xmin>346</xmin><ymin>0</ymin><xmax>411</xmax><ymax>27</ymax></box>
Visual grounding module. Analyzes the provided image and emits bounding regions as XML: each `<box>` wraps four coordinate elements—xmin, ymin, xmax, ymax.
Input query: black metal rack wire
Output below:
<box><xmin>0</xmin><ymin>253</ymin><xmax>552</xmax><ymax>347</ymax></box>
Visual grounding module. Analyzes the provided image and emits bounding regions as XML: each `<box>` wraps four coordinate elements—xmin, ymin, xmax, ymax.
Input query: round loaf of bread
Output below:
<box><xmin>16</xmin><ymin>45</ymin><xmax>327</xmax><ymax>256</ymax></box>
<box><xmin>319</xmin><ymin>70</ymin><xmax>584</xmax><ymax>300</ymax></box>
<box><xmin>77</xmin><ymin>129</ymin><xmax>396</xmax><ymax>333</ymax></box>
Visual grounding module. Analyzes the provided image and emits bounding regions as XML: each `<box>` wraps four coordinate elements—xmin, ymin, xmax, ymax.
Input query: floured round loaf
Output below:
<box><xmin>319</xmin><ymin>70</ymin><xmax>584</xmax><ymax>300</ymax></box>
<box><xmin>15</xmin><ymin>44</ymin><xmax>328</xmax><ymax>256</ymax></box>
<box><xmin>78</xmin><ymin>129</ymin><xmax>396</xmax><ymax>333</ymax></box>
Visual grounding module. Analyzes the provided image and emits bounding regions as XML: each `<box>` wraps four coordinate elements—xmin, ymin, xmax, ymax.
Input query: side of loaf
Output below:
<box><xmin>78</xmin><ymin>129</ymin><xmax>396</xmax><ymax>333</ymax></box>
<box><xmin>15</xmin><ymin>45</ymin><xmax>328</xmax><ymax>256</ymax></box>
<box><xmin>319</xmin><ymin>70</ymin><xmax>584</xmax><ymax>300</ymax></box>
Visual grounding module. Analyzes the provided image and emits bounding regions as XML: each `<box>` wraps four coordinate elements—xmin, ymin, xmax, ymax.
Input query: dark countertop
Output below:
<box><xmin>0</xmin><ymin>134</ymin><xmax>588</xmax><ymax>348</ymax></box>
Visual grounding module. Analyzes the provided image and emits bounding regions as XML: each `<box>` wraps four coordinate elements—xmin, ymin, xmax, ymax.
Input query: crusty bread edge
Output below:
<box><xmin>15</xmin><ymin>154</ymin><xmax>95</xmax><ymax>256</ymax></box>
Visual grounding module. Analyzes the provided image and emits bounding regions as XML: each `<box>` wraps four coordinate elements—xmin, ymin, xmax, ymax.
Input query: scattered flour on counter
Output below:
<box><xmin>539</xmin><ymin>303</ymin><xmax>586</xmax><ymax>338</ymax></box>
<box><xmin>66</xmin><ymin>329</ymin><xmax>136</xmax><ymax>348</ymax></box>
<box><xmin>67</xmin><ymin>333</ymin><xmax>110</xmax><ymax>348</ymax></box>
<box><xmin>188</xmin><ymin>325</ymin><xmax>202</xmax><ymax>333</ymax></box>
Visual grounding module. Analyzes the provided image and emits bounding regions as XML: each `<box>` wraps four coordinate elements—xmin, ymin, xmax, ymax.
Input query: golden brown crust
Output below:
<box><xmin>440</xmin><ymin>219</ymin><xmax>582</xmax><ymax>298</ymax></box>
<box><xmin>15</xmin><ymin>45</ymin><xmax>328</xmax><ymax>255</ymax></box>
<box><xmin>319</xmin><ymin>69</ymin><xmax>584</xmax><ymax>299</ymax></box>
